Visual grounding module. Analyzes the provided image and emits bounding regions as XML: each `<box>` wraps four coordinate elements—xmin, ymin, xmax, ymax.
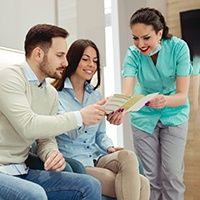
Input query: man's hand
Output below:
<box><xmin>44</xmin><ymin>150</ymin><xmax>66</xmax><ymax>172</ymax></box>
<box><xmin>80</xmin><ymin>98</ymin><xmax>107</xmax><ymax>125</ymax></box>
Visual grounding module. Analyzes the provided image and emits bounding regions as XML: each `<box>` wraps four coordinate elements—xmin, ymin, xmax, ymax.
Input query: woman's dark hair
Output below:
<box><xmin>25</xmin><ymin>24</ymin><xmax>69</xmax><ymax>57</ymax></box>
<box><xmin>52</xmin><ymin>39</ymin><xmax>101</xmax><ymax>91</ymax></box>
<box><xmin>130</xmin><ymin>7</ymin><xmax>172</xmax><ymax>39</ymax></box>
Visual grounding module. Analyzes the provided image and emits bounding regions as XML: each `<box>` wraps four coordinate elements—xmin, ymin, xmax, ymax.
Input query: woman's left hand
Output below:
<box><xmin>107</xmin><ymin>146</ymin><xmax>124</xmax><ymax>153</ymax></box>
<box><xmin>146</xmin><ymin>94</ymin><xmax>166</xmax><ymax>108</ymax></box>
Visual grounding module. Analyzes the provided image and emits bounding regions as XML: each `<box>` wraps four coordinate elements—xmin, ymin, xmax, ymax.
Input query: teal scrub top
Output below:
<box><xmin>122</xmin><ymin>36</ymin><xmax>193</xmax><ymax>134</ymax></box>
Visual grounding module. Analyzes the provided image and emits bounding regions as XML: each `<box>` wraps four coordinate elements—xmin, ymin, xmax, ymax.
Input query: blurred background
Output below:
<box><xmin>0</xmin><ymin>1</ymin><xmax>199</xmax><ymax>199</ymax></box>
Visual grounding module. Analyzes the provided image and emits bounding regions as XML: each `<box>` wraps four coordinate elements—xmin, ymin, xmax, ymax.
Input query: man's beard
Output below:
<box><xmin>40</xmin><ymin>55</ymin><xmax>61</xmax><ymax>80</ymax></box>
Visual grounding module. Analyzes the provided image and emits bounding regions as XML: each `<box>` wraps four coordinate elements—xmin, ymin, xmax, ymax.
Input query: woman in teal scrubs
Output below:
<box><xmin>109</xmin><ymin>7</ymin><xmax>192</xmax><ymax>200</ymax></box>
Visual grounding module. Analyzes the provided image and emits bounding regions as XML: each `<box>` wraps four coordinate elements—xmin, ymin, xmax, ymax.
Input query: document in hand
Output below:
<box><xmin>104</xmin><ymin>93</ymin><xmax>159</xmax><ymax>114</ymax></box>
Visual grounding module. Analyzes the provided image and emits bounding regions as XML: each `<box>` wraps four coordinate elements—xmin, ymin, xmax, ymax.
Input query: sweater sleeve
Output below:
<box><xmin>36</xmin><ymin>137</ymin><xmax>58</xmax><ymax>162</ymax></box>
<box><xmin>0</xmin><ymin>67</ymin><xmax>78</xmax><ymax>140</ymax></box>
<box><xmin>36</xmin><ymin>91</ymin><xmax>60</xmax><ymax>162</ymax></box>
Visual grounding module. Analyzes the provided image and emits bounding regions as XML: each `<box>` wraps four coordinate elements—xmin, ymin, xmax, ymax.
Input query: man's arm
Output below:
<box><xmin>0</xmin><ymin>67</ymin><xmax>106</xmax><ymax>140</ymax></box>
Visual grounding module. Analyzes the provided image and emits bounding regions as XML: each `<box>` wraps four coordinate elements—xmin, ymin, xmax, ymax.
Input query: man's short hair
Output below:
<box><xmin>24</xmin><ymin>24</ymin><xmax>69</xmax><ymax>57</ymax></box>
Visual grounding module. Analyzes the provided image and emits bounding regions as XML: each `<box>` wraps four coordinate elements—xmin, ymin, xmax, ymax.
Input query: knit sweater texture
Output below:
<box><xmin>0</xmin><ymin>65</ymin><xmax>78</xmax><ymax>165</ymax></box>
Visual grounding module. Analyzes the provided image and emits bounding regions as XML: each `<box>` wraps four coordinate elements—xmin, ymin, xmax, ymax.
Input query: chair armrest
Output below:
<box><xmin>65</xmin><ymin>157</ymin><xmax>87</xmax><ymax>174</ymax></box>
<box><xmin>26</xmin><ymin>152</ymin><xmax>74</xmax><ymax>172</ymax></box>
<box><xmin>25</xmin><ymin>152</ymin><xmax>44</xmax><ymax>170</ymax></box>
<box><xmin>137</xmin><ymin>157</ymin><xmax>145</xmax><ymax>176</ymax></box>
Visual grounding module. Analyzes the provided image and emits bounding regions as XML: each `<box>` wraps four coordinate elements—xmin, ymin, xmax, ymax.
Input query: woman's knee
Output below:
<box><xmin>117</xmin><ymin>150</ymin><xmax>138</xmax><ymax>166</ymax></box>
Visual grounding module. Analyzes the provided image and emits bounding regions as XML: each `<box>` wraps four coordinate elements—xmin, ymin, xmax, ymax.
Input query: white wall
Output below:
<box><xmin>57</xmin><ymin>0</ymin><xmax>105</xmax><ymax>65</ymax></box>
<box><xmin>0</xmin><ymin>0</ymin><xmax>56</xmax><ymax>51</ymax></box>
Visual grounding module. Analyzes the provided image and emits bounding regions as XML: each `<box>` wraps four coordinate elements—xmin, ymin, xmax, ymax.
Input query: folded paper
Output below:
<box><xmin>104</xmin><ymin>93</ymin><xmax>159</xmax><ymax>114</ymax></box>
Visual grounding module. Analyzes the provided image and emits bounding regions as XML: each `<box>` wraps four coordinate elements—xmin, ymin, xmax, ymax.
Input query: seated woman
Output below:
<box><xmin>52</xmin><ymin>39</ymin><xmax>150</xmax><ymax>200</ymax></box>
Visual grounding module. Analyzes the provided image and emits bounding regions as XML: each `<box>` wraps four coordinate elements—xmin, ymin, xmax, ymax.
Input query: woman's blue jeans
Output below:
<box><xmin>0</xmin><ymin>169</ymin><xmax>101</xmax><ymax>200</ymax></box>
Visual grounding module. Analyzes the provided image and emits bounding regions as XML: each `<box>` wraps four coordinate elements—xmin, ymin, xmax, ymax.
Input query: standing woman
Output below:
<box><xmin>52</xmin><ymin>39</ymin><xmax>150</xmax><ymax>200</ymax></box>
<box><xmin>117</xmin><ymin>7</ymin><xmax>192</xmax><ymax>200</ymax></box>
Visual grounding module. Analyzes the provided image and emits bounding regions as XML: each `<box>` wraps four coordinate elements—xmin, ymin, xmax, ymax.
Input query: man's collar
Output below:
<box><xmin>22</xmin><ymin>61</ymin><xmax>46</xmax><ymax>88</ymax></box>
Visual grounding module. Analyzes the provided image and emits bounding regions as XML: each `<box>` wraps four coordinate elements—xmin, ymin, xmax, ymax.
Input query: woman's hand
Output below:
<box><xmin>146</xmin><ymin>94</ymin><xmax>166</xmax><ymax>108</ymax></box>
<box><xmin>107</xmin><ymin>146</ymin><xmax>124</xmax><ymax>153</ymax></box>
<box><xmin>106</xmin><ymin>109</ymin><xmax>125</xmax><ymax>125</ymax></box>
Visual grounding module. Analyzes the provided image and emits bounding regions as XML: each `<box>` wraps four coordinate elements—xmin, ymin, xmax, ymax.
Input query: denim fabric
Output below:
<box><xmin>0</xmin><ymin>169</ymin><xmax>101</xmax><ymax>200</ymax></box>
<box><xmin>26</xmin><ymin>152</ymin><xmax>115</xmax><ymax>200</ymax></box>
